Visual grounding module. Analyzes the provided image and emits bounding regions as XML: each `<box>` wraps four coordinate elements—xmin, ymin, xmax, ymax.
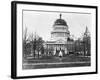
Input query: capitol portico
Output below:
<box><xmin>46</xmin><ymin>14</ymin><xmax>74</xmax><ymax>56</ymax></box>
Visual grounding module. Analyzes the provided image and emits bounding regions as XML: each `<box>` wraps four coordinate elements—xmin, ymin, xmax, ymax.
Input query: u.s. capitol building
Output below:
<box><xmin>45</xmin><ymin>14</ymin><xmax>74</xmax><ymax>56</ymax></box>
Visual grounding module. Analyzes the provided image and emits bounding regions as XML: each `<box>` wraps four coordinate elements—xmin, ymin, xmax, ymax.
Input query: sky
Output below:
<box><xmin>23</xmin><ymin>10</ymin><xmax>91</xmax><ymax>41</ymax></box>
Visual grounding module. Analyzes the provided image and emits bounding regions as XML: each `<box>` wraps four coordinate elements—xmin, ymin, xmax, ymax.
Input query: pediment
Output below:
<box><xmin>56</xmin><ymin>39</ymin><xmax>65</xmax><ymax>43</ymax></box>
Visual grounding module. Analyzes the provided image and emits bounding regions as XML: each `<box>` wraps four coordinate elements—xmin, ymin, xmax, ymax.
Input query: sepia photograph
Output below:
<box><xmin>11</xmin><ymin>1</ymin><xmax>97</xmax><ymax>79</ymax></box>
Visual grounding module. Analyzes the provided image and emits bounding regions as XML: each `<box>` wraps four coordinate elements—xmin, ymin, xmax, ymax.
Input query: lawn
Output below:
<box><xmin>23</xmin><ymin>55</ymin><xmax>91</xmax><ymax>69</ymax></box>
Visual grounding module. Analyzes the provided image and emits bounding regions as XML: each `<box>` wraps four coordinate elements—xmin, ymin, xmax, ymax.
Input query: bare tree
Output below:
<box><xmin>28</xmin><ymin>32</ymin><xmax>36</xmax><ymax>58</ymax></box>
<box><xmin>36</xmin><ymin>37</ymin><xmax>44</xmax><ymax>58</ymax></box>
<box><xmin>23</xmin><ymin>27</ymin><xmax>31</xmax><ymax>58</ymax></box>
<box><xmin>23</xmin><ymin>27</ymin><xmax>27</xmax><ymax>40</ymax></box>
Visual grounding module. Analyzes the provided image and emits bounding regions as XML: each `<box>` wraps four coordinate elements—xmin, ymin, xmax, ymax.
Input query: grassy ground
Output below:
<box><xmin>23</xmin><ymin>55</ymin><xmax>91</xmax><ymax>69</ymax></box>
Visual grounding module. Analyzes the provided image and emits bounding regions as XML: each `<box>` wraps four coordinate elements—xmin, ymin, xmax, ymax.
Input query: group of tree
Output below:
<box><xmin>23</xmin><ymin>28</ymin><xmax>45</xmax><ymax>58</ymax></box>
<box><xmin>72</xmin><ymin>27</ymin><xmax>91</xmax><ymax>56</ymax></box>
